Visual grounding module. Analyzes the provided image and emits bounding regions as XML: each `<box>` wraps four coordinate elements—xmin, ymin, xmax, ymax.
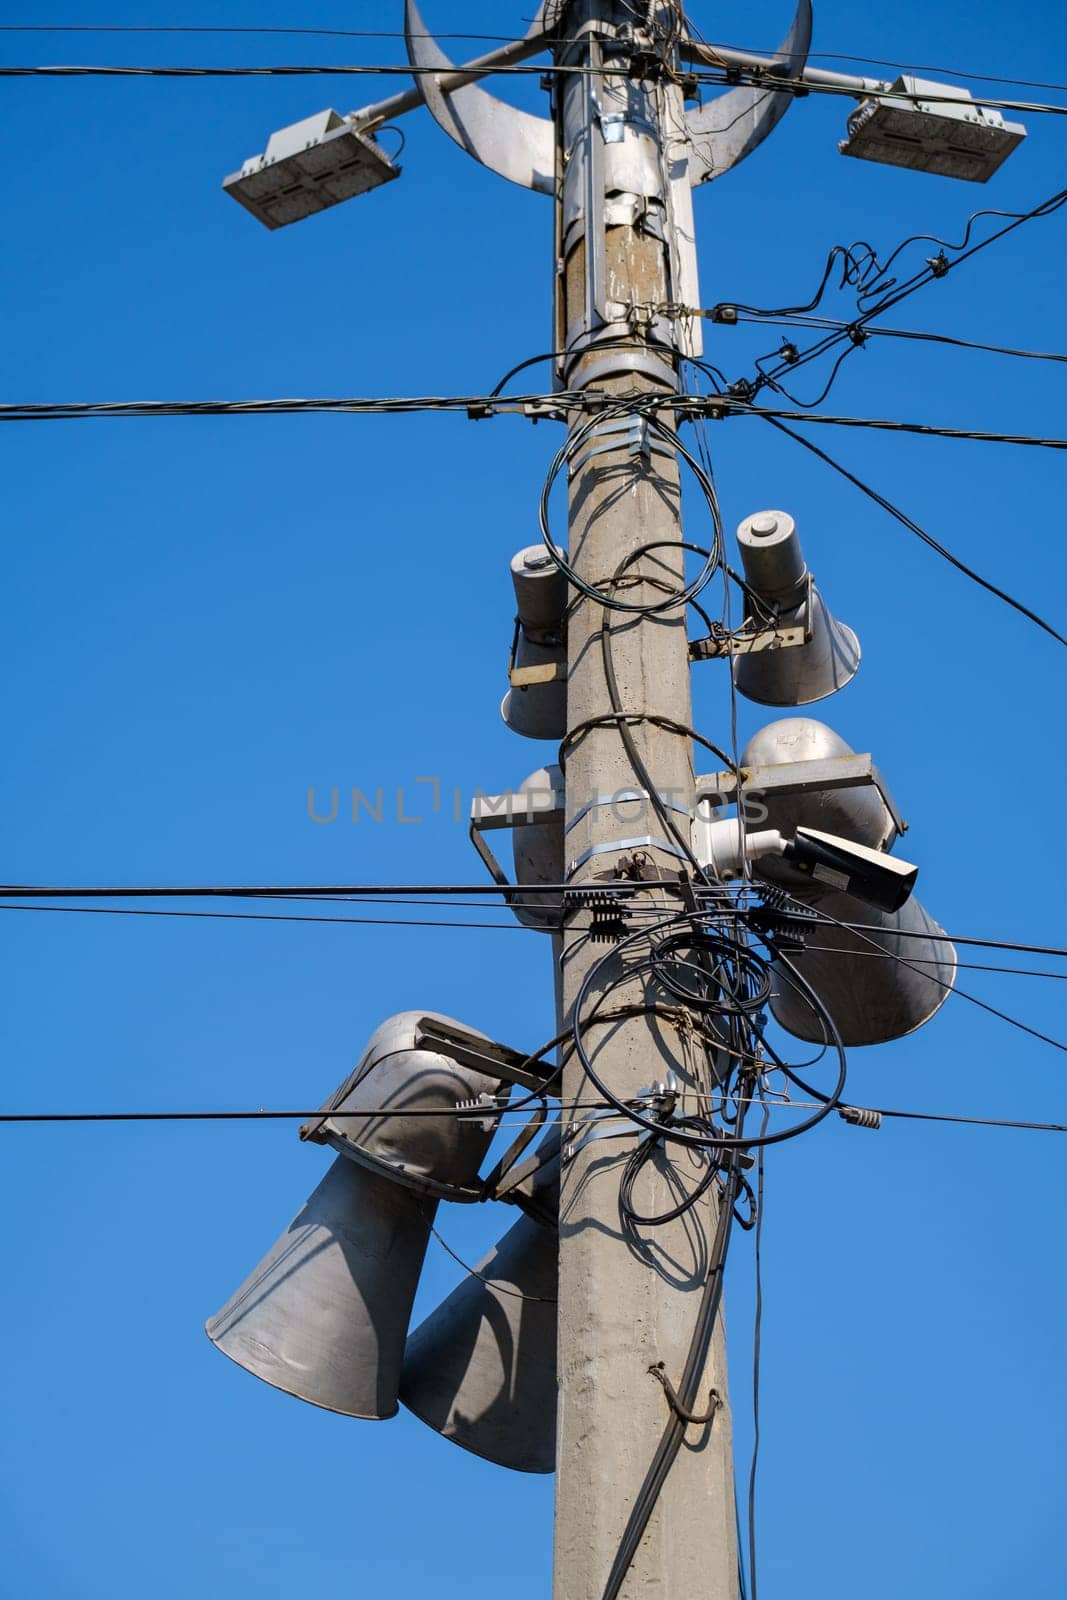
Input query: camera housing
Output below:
<box><xmin>783</xmin><ymin>826</ymin><xmax>918</xmax><ymax>913</ymax></box>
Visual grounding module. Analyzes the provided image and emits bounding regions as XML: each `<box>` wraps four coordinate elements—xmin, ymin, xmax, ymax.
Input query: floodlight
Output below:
<box><xmin>223</xmin><ymin>109</ymin><xmax>401</xmax><ymax>230</ymax></box>
<box><xmin>839</xmin><ymin>78</ymin><xmax>1025</xmax><ymax>182</ymax></box>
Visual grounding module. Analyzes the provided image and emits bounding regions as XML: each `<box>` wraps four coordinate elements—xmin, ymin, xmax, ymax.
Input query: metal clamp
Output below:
<box><xmin>568</xmin><ymin>834</ymin><xmax>690</xmax><ymax>876</ymax></box>
<box><xmin>689</xmin><ymin>572</ymin><xmax>814</xmax><ymax>661</ymax></box>
<box><xmin>568</xmin><ymin>413</ymin><xmax>677</xmax><ymax>476</ymax></box>
<box><xmin>563</xmin><ymin>1079</ymin><xmax>679</xmax><ymax>1163</ymax></box>
<box><xmin>565</xmin><ymin>789</ymin><xmax>692</xmax><ymax>835</ymax></box>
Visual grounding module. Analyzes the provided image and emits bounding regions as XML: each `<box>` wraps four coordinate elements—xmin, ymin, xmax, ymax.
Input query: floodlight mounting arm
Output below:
<box><xmin>681</xmin><ymin>38</ymin><xmax>890</xmax><ymax>100</ymax></box>
<box><xmin>347</xmin><ymin>26</ymin><xmax>553</xmax><ymax>133</ymax></box>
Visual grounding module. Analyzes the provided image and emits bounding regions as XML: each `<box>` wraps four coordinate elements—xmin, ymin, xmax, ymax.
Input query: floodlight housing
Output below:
<box><xmin>223</xmin><ymin>109</ymin><xmax>401</xmax><ymax>230</ymax></box>
<box><xmin>839</xmin><ymin>77</ymin><xmax>1025</xmax><ymax>182</ymax></box>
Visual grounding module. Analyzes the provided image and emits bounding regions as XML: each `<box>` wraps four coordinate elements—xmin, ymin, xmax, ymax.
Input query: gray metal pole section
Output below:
<box><xmin>553</xmin><ymin>6</ymin><xmax>737</xmax><ymax>1597</ymax></box>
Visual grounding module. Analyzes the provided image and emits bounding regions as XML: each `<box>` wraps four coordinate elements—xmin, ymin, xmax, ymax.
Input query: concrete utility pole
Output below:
<box><xmin>553</xmin><ymin>6</ymin><xmax>736</xmax><ymax>1596</ymax></box>
<box><xmin>217</xmin><ymin>5</ymin><xmax>1019</xmax><ymax>1596</ymax></box>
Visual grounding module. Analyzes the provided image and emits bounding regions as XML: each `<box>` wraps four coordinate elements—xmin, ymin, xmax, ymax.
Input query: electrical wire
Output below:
<box><xmin>0</xmin><ymin>392</ymin><xmax>577</xmax><ymax>422</ymax></box>
<box><xmin>4</xmin><ymin>1102</ymin><xmax>1066</xmax><ymax>1132</ymax></box>
<box><xmin>760</xmin><ymin>414</ymin><xmax>1067</xmax><ymax>649</ymax></box>
<box><xmin>4</xmin><ymin>889</ymin><xmax>1062</xmax><ymax>960</ymax></box>
<box><xmin>0</xmin><ymin>902</ymin><xmax>536</xmax><ymax>931</ymax></box>
<box><xmin>4</xmin><ymin>26</ymin><xmax>1067</xmax><ymax>97</ymax></box>
<box><xmin>2</xmin><ymin>56</ymin><xmax>1067</xmax><ymax>117</ymax></box>
<box><xmin>716</xmin><ymin>187</ymin><xmax>1067</xmax><ymax>409</ymax></box>
<box><xmin>733</xmin><ymin>403</ymin><xmax>1067</xmax><ymax>453</ymax></box>
<box><xmin>747</xmin><ymin>1102</ymin><xmax>770</xmax><ymax>1600</ymax></box>
<box><xmin>769</xmin><ymin>893</ymin><xmax>1067</xmax><ymax>1056</ymax></box>
<box><xmin>685</xmin><ymin>64</ymin><xmax>1067</xmax><ymax>119</ymax></box>
<box><xmin>735</xmin><ymin>314</ymin><xmax>1067</xmax><ymax>369</ymax></box>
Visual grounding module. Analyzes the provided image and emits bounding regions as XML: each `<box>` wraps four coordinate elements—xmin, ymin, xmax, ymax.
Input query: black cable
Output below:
<box><xmin>0</xmin><ymin>902</ymin><xmax>535</xmax><ymax>931</ymax></box>
<box><xmin>601</xmin><ymin>1125</ymin><xmax>744</xmax><ymax>1600</ymax></box>
<box><xmin>747</xmin><ymin>1103</ymin><xmax>770</xmax><ymax>1600</ymax></box>
<box><xmin>1</xmin><ymin>885</ymin><xmax>1063</xmax><ymax>963</ymax></box>
<box><xmin>4</xmin><ymin>1103</ymin><xmax>1065</xmax><ymax>1132</ymax></box>
<box><xmin>5</xmin><ymin>26</ymin><xmax>1067</xmax><ymax>96</ymax></box>
<box><xmin>725</xmin><ymin>187</ymin><xmax>1067</xmax><ymax>406</ymax></box>
<box><xmin>539</xmin><ymin>404</ymin><xmax>725</xmax><ymax>614</ymax></box>
<box><xmin>0</xmin><ymin>880</ymin><xmax>589</xmax><ymax>898</ymax></box>
<box><xmin>701</xmin><ymin>40</ymin><xmax>1067</xmax><ymax>94</ymax></box>
<box><xmin>761</xmin><ymin>414</ymin><xmax>1067</xmax><ymax>649</ymax></box>
<box><xmin>799</xmin><ymin>942</ymin><xmax>1067</xmax><ymax>981</ymax></box>
<box><xmin>572</xmin><ymin>914</ymin><xmax>847</xmax><ymax>1152</ymax></box>
<box><xmin>687</xmin><ymin>65</ymin><xmax>1067</xmax><ymax>120</ymax></box>
<box><xmin>738</xmin><ymin>314</ymin><xmax>1067</xmax><ymax>369</ymax></box>
<box><xmin>738</xmin><ymin>404</ymin><xmax>1067</xmax><ymax>453</ymax></box>
<box><xmin>0</xmin><ymin>392</ymin><xmax>577</xmax><ymax>422</ymax></box>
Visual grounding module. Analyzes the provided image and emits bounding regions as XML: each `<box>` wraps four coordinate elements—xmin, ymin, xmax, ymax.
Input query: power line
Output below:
<box><xmin>2</xmin><ymin>885</ymin><xmax>1065</xmax><ymax>960</ymax></box>
<box><xmin>3</xmin><ymin>26</ymin><xmax>1067</xmax><ymax>96</ymax></box>
<box><xmin>0</xmin><ymin>902</ymin><xmax>533</xmax><ymax>932</ymax></box>
<box><xmin>0</xmin><ymin>61</ymin><xmax>591</xmax><ymax>78</ymax></box>
<box><xmin>761</xmin><ymin>414</ymin><xmax>1067</xmax><ymax>649</ymax></box>
<box><xmin>2</xmin><ymin>1101</ymin><xmax>1065</xmax><ymax>1132</ymax></box>
<box><xmin>0</xmin><ymin>879</ymin><xmax>581</xmax><ymax>897</ymax></box>
<box><xmin>0</xmin><ymin>26</ymin><xmax>545</xmax><ymax>40</ymax></box>
<box><xmin>732</xmin><ymin>404</ymin><xmax>1067</xmax><ymax>453</ymax></box>
<box><xmin>0</xmin><ymin>392</ymin><xmax>568</xmax><ymax>421</ymax></box>
<box><xmin>801</xmin><ymin>945</ymin><xmax>1067</xmax><ymax>982</ymax></box>
<box><xmin>787</xmin><ymin>898</ymin><xmax>1067</xmax><ymax>1056</ymax></box>
<box><xmin>725</xmin><ymin>186</ymin><xmax>1067</xmax><ymax>408</ymax></box>
<box><xmin>3</xmin><ymin>57</ymin><xmax>1067</xmax><ymax>118</ymax></box>
<box><xmin>2</xmin><ymin>904</ymin><xmax>1064</xmax><ymax>984</ymax></box>
<box><xmin>736</xmin><ymin>315</ymin><xmax>1067</xmax><ymax>369</ymax></box>
<box><xmin>687</xmin><ymin>66</ymin><xmax>1067</xmax><ymax>120</ymax></box>
<box><xmin>869</xmin><ymin>1107</ymin><xmax>1067</xmax><ymax>1134</ymax></box>
<box><xmin>6</xmin><ymin>391</ymin><xmax>1067</xmax><ymax>458</ymax></box>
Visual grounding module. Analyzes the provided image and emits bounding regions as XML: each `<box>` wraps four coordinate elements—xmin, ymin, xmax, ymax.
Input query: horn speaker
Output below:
<box><xmin>501</xmin><ymin>545</ymin><xmax>568</xmax><ymax>741</ymax></box>
<box><xmin>733</xmin><ymin>510</ymin><xmax>860</xmax><ymax>707</ymax></box>
<box><xmin>400</xmin><ymin>1127</ymin><xmax>561</xmax><ymax>1472</ymax></box>
<box><xmin>205</xmin><ymin>1012</ymin><xmax>504</xmax><ymax>1418</ymax></box>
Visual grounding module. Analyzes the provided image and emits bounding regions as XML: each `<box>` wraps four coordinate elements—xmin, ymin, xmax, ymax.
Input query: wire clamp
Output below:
<box><xmin>562</xmin><ymin>886</ymin><xmax>633</xmax><ymax>943</ymax></box>
<box><xmin>563</xmin><ymin>1081</ymin><xmax>677</xmax><ymax>1163</ymax></box>
<box><xmin>456</xmin><ymin>1092</ymin><xmax>509</xmax><ymax>1132</ymax></box>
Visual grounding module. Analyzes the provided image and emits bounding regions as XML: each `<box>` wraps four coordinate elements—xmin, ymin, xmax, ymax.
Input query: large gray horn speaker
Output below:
<box><xmin>400</xmin><ymin>1128</ymin><xmax>560</xmax><ymax>1473</ymax></box>
<box><xmin>741</xmin><ymin>719</ymin><xmax>957</xmax><ymax>1046</ymax></box>
<box><xmin>205</xmin><ymin>1011</ymin><xmax>504</xmax><ymax>1418</ymax></box>
<box><xmin>511</xmin><ymin>764</ymin><xmax>565</xmax><ymax>930</ymax></box>
<box><xmin>501</xmin><ymin>545</ymin><xmax>568</xmax><ymax>741</ymax></box>
<box><xmin>734</xmin><ymin>510</ymin><xmax>860</xmax><ymax>707</ymax></box>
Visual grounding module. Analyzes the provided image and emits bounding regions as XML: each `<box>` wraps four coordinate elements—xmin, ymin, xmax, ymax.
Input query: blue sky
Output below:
<box><xmin>0</xmin><ymin>2</ymin><xmax>1064</xmax><ymax>1596</ymax></box>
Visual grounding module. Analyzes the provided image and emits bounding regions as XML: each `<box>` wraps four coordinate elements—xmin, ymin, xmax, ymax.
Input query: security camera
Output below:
<box><xmin>783</xmin><ymin>826</ymin><xmax>918</xmax><ymax>913</ymax></box>
<box><xmin>696</xmin><ymin>818</ymin><xmax>918</xmax><ymax>913</ymax></box>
